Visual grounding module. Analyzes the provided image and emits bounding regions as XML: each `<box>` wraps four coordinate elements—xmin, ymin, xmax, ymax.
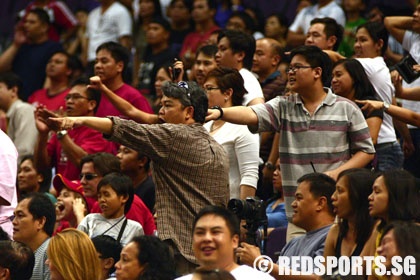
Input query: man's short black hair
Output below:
<box><xmin>0</xmin><ymin>72</ymin><xmax>22</xmax><ymax>98</ymax></box>
<box><xmin>80</xmin><ymin>152</ymin><xmax>121</xmax><ymax>176</ymax></box>
<box><xmin>290</xmin><ymin>45</ymin><xmax>333</xmax><ymax>87</ymax></box>
<box><xmin>92</xmin><ymin>235</ymin><xmax>122</xmax><ymax>274</ymax></box>
<box><xmin>217</xmin><ymin>29</ymin><xmax>256</xmax><ymax>70</ymax></box>
<box><xmin>97</xmin><ymin>172</ymin><xmax>134</xmax><ymax>214</ymax></box>
<box><xmin>70</xmin><ymin>76</ymin><xmax>101</xmax><ymax>113</ymax></box>
<box><xmin>24</xmin><ymin>193</ymin><xmax>56</xmax><ymax>237</ymax></box>
<box><xmin>193</xmin><ymin>205</ymin><xmax>240</xmax><ymax>237</ymax></box>
<box><xmin>27</xmin><ymin>7</ymin><xmax>50</xmax><ymax>25</ymax></box>
<box><xmin>0</xmin><ymin>240</ymin><xmax>35</xmax><ymax>280</ymax></box>
<box><xmin>297</xmin><ymin>172</ymin><xmax>336</xmax><ymax>215</ymax></box>
<box><xmin>96</xmin><ymin>41</ymin><xmax>130</xmax><ymax>79</ymax></box>
<box><xmin>310</xmin><ymin>17</ymin><xmax>344</xmax><ymax>51</ymax></box>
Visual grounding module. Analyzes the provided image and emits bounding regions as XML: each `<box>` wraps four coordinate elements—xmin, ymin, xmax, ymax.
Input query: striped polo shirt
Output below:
<box><xmin>250</xmin><ymin>88</ymin><xmax>375</xmax><ymax>219</ymax></box>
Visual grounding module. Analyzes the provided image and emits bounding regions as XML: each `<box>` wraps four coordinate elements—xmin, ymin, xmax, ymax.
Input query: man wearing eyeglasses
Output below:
<box><xmin>47</xmin><ymin>80</ymin><xmax>230</xmax><ymax>275</ymax></box>
<box><xmin>207</xmin><ymin>45</ymin><xmax>375</xmax><ymax>241</ymax></box>
<box><xmin>34</xmin><ymin>77</ymin><xmax>114</xmax><ymax>181</ymax></box>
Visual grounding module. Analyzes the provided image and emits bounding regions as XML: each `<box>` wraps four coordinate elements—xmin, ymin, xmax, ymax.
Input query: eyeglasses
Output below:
<box><xmin>79</xmin><ymin>173</ymin><xmax>98</xmax><ymax>181</ymax></box>
<box><xmin>65</xmin><ymin>93</ymin><xmax>90</xmax><ymax>101</ymax></box>
<box><xmin>204</xmin><ymin>86</ymin><xmax>220</xmax><ymax>93</ymax></box>
<box><xmin>178</xmin><ymin>81</ymin><xmax>191</xmax><ymax>99</ymax></box>
<box><xmin>286</xmin><ymin>65</ymin><xmax>313</xmax><ymax>73</ymax></box>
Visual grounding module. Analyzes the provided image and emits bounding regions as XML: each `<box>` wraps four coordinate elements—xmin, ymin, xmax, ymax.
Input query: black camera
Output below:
<box><xmin>228</xmin><ymin>197</ymin><xmax>268</xmax><ymax>250</ymax></box>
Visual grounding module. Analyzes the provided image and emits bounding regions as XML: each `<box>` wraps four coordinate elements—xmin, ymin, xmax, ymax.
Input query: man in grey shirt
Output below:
<box><xmin>12</xmin><ymin>193</ymin><xmax>56</xmax><ymax>280</ymax></box>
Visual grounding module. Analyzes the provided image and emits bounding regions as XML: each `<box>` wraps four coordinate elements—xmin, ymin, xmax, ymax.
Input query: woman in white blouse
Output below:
<box><xmin>203</xmin><ymin>67</ymin><xmax>260</xmax><ymax>199</ymax></box>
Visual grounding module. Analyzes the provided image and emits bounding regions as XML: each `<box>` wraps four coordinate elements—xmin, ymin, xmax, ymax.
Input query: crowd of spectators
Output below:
<box><xmin>0</xmin><ymin>0</ymin><xmax>420</xmax><ymax>280</ymax></box>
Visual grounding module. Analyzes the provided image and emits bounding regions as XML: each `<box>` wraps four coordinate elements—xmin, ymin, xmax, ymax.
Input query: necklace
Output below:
<box><xmin>210</xmin><ymin>121</ymin><xmax>225</xmax><ymax>132</ymax></box>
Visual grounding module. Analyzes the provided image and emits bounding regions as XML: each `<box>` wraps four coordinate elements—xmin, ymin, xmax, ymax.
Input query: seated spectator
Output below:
<box><xmin>136</xmin><ymin>17</ymin><xmax>174</xmax><ymax>96</ymax></box>
<box><xmin>365</xmin><ymin>169</ymin><xmax>420</xmax><ymax>279</ymax></box>
<box><xmin>265</xmin><ymin>159</ymin><xmax>287</xmax><ymax>232</ymax></box>
<box><xmin>264</xmin><ymin>13</ymin><xmax>289</xmax><ymax>49</ymax></box>
<box><xmin>46</xmin><ymin>228</ymin><xmax>102</xmax><ymax>280</ymax></box>
<box><xmin>337</xmin><ymin>0</ymin><xmax>367</xmax><ymax>58</ymax></box>
<box><xmin>192</xmin><ymin>44</ymin><xmax>218</xmax><ymax>87</ymax></box>
<box><xmin>287</xmin><ymin>0</ymin><xmax>345</xmax><ymax>48</ymax></box>
<box><xmin>0</xmin><ymin>8</ymin><xmax>63</xmax><ymax>100</ymax></box>
<box><xmin>376</xmin><ymin>221</ymin><xmax>420</xmax><ymax>278</ymax></box>
<box><xmin>79</xmin><ymin>153</ymin><xmax>156</xmax><ymax>236</ymax></box>
<box><xmin>176</xmin><ymin>205</ymin><xmax>274</xmax><ymax>279</ymax></box>
<box><xmin>77</xmin><ymin>173</ymin><xmax>144</xmax><ymax>245</ymax></box>
<box><xmin>115</xmin><ymin>235</ymin><xmax>176</xmax><ymax>280</ymax></box>
<box><xmin>226</xmin><ymin>11</ymin><xmax>264</xmax><ymax>40</ymax></box>
<box><xmin>28</xmin><ymin>51</ymin><xmax>75</xmax><ymax>112</ymax></box>
<box><xmin>34</xmin><ymin>77</ymin><xmax>115</xmax><ymax>180</ymax></box>
<box><xmin>17</xmin><ymin>155</ymin><xmax>54</xmax><ymax>203</ymax></box>
<box><xmin>0</xmin><ymin>72</ymin><xmax>38</xmax><ymax>163</ymax></box>
<box><xmin>12</xmin><ymin>193</ymin><xmax>56</xmax><ymax>280</ymax></box>
<box><xmin>117</xmin><ymin>145</ymin><xmax>155</xmax><ymax>213</ymax></box>
<box><xmin>305</xmin><ymin>17</ymin><xmax>344</xmax><ymax>51</ymax></box>
<box><xmin>215</xmin><ymin>29</ymin><xmax>264</xmax><ymax>106</ymax></box>
<box><xmin>179</xmin><ymin>0</ymin><xmax>220</xmax><ymax>70</ymax></box>
<box><xmin>0</xmin><ymin>240</ymin><xmax>35</xmax><ymax>280</ymax></box>
<box><xmin>18</xmin><ymin>0</ymin><xmax>77</xmax><ymax>42</ymax></box>
<box><xmin>324</xmin><ymin>169</ymin><xmax>377</xmax><ymax>260</ymax></box>
<box><xmin>152</xmin><ymin>62</ymin><xmax>173</xmax><ymax>112</ymax></box>
<box><xmin>53</xmin><ymin>174</ymin><xmax>89</xmax><ymax>234</ymax></box>
<box><xmin>236</xmin><ymin>173</ymin><xmax>336</xmax><ymax>278</ymax></box>
<box><xmin>167</xmin><ymin>0</ymin><xmax>194</xmax><ymax>56</ymax></box>
<box><xmin>92</xmin><ymin>235</ymin><xmax>122</xmax><ymax>280</ymax></box>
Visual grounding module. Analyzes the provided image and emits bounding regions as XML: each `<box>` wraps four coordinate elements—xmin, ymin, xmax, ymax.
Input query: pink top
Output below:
<box><xmin>47</xmin><ymin>126</ymin><xmax>115</xmax><ymax>180</ymax></box>
<box><xmin>28</xmin><ymin>88</ymin><xmax>69</xmax><ymax>112</ymax></box>
<box><xmin>95</xmin><ymin>83</ymin><xmax>153</xmax><ymax>118</ymax></box>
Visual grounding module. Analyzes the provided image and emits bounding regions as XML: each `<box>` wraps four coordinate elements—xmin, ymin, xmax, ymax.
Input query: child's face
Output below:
<box><xmin>98</xmin><ymin>185</ymin><xmax>128</xmax><ymax>219</ymax></box>
<box><xmin>56</xmin><ymin>188</ymin><xmax>77</xmax><ymax>221</ymax></box>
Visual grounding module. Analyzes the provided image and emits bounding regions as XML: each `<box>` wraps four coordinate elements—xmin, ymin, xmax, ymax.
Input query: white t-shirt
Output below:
<box><xmin>78</xmin><ymin>214</ymin><xmax>144</xmax><ymax>246</ymax></box>
<box><xmin>289</xmin><ymin>2</ymin><xmax>345</xmax><ymax>35</ymax></box>
<box><xmin>240</xmin><ymin>68</ymin><xmax>264</xmax><ymax>105</ymax></box>
<box><xmin>86</xmin><ymin>2</ymin><xmax>133</xmax><ymax>61</ymax></box>
<box><xmin>402</xmin><ymin>30</ymin><xmax>420</xmax><ymax>129</ymax></box>
<box><xmin>357</xmin><ymin>57</ymin><xmax>398</xmax><ymax>144</ymax></box>
<box><xmin>176</xmin><ymin>265</ymin><xmax>275</xmax><ymax>280</ymax></box>
<box><xmin>204</xmin><ymin>121</ymin><xmax>259</xmax><ymax>199</ymax></box>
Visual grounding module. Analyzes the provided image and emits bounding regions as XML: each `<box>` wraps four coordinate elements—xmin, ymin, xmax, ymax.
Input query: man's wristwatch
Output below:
<box><xmin>211</xmin><ymin>106</ymin><xmax>224</xmax><ymax>120</ymax></box>
<box><xmin>264</xmin><ymin>161</ymin><xmax>275</xmax><ymax>171</ymax></box>
<box><xmin>56</xmin><ymin>130</ymin><xmax>68</xmax><ymax>139</ymax></box>
<box><xmin>383</xmin><ymin>101</ymin><xmax>390</xmax><ymax>112</ymax></box>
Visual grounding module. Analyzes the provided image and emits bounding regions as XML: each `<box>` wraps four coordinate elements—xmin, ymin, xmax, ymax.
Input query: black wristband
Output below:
<box><xmin>211</xmin><ymin>106</ymin><xmax>223</xmax><ymax>120</ymax></box>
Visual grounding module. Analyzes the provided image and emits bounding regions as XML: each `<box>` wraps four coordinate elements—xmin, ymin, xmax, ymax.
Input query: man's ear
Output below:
<box><xmin>313</xmin><ymin>66</ymin><xmax>322</xmax><ymax>80</ymax></box>
<box><xmin>0</xmin><ymin>267</ymin><xmax>10</xmax><ymax>280</ymax></box>
<box><xmin>272</xmin><ymin>54</ymin><xmax>281</xmax><ymax>68</ymax></box>
<box><xmin>116</xmin><ymin>61</ymin><xmax>124</xmax><ymax>74</ymax></box>
<box><xmin>236</xmin><ymin>51</ymin><xmax>245</xmax><ymax>64</ymax></box>
<box><xmin>88</xmin><ymin>100</ymin><xmax>97</xmax><ymax>113</ymax></box>
<box><xmin>185</xmin><ymin>105</ymin><xmax>194</xmax><ymax>120</ymax></box>
<box><xmin>316</xmin><ymin>196</ymin><xmax>328</xmax><ymax>212</ymax></box>
<box><xmin>232</xmin><ymin>234</ymin><xmax>240</xmax><ymax>249</ymax></box>
<box><xmin>103</xmin><ymin>257</ymin><xmax>115</xmax><ymax>270</ymax></box>
<box><xmin>121</xmin><ymin>194</ymin><xmax>129</xmax><ymax>204</ymax></box>
<box><xmin>327</xmin><ymin>36</ymin><xmax>337</xmax><ymax>51</ymax></box>
<box><xmin>36</xmin><ymin>216</ymin><xmax>47</xmax><ymax>231</ymax></box>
